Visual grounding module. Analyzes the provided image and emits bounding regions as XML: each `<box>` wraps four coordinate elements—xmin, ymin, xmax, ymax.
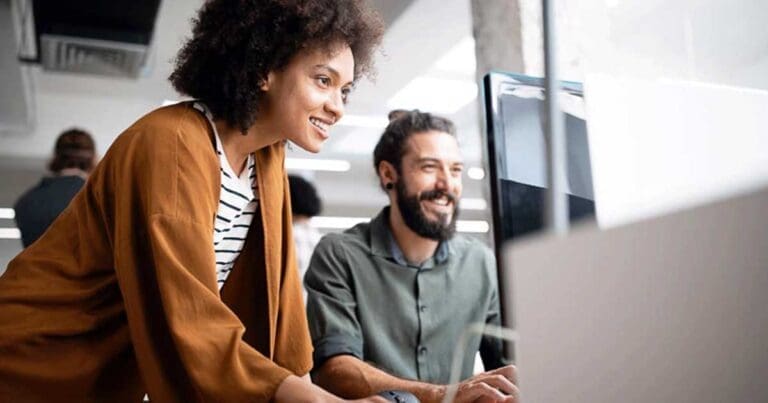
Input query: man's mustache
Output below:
<box><xmin>419</xmin><ymin>189</ymin><xmax>458</xmax><ymax>205</ymax></box>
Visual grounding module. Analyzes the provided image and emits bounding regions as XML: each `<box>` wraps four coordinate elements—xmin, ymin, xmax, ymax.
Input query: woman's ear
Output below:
<box><xmin>260</xmin><ymin>72</ymin><xmax>274</xmax><ymax>91</ymax></box>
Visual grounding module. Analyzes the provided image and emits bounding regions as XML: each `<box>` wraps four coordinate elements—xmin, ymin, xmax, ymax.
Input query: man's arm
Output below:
<box><xmin>274</xmin><ymin>374</ymin><xmax>387</xmax><ymax>403</ymax></box>
<box><xmin>315</xmin><ymin>355</ymin><xmax>518</xmax><ymax>403</ymax></box>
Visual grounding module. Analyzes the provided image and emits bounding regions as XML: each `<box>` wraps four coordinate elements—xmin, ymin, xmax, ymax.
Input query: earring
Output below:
<box><xmin>385</xmin><ymin>182</ymin><xmax>394</xmax><ymax>190</ymax></box>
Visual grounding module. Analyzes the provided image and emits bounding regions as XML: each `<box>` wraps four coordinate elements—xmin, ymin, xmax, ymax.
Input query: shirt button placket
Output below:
<box><xmin>416</xmin><ymin>269</ymin><xmax>428</xmax><ymax>378</ymax></box>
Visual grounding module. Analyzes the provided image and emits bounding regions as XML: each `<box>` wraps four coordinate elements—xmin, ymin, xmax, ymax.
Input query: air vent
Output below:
<box><xmin>40</xmin><ymin>34</ymin><xmax>149</xmax><ymax>78</ymax></box>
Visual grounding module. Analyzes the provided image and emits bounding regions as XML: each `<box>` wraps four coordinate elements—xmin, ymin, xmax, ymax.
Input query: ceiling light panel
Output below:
<box><xmin>434</xmin><ymin>36</ymin><xmax>476</xmax><ymax>76</ymax></box>
<box><xmin>285</xmin><ymin>158</ymin><xmax>351</xmax><ymax>172</ymax></box>
<box><xmin>387</xmin><ymin>76</ymin><xmax>478</xmax><ymax>115</ymax></box>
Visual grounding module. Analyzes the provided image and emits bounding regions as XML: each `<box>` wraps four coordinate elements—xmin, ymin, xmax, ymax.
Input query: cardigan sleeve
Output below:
<box><xmin>270</xmin><ymin>190</ymin><xmax>314</xmax><ymax>375</ymax></box>
<box><xmin>109</xmin><ymin>113</ymin><xmax>294</xmax><ymax>402</ymax></box>
<box><xmin>139</xmin><ymin>214</ymin><xmax>292</xmax><ymax>401</ymax></box>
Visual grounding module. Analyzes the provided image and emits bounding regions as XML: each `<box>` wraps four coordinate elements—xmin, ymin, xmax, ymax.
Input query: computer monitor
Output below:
<box><xmin>482</xmin><ymin>72</ymin><xmax>597</xmax><ymax>336</ymax></box>
<box><xmin>507</xmin><ymin>186</ymin><xmax>768</xmax><ymax>402</ymax></box>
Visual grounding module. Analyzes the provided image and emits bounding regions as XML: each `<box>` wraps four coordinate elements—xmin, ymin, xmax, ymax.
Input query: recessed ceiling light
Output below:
<box><xmin>0</xmin><ymin>208</ymin><xmax>15</xmax><ymax>219</ymax></box>
<box><xmin>467</xmin><ymin>167</ymin><xmax>485</xmax><ymax>180</ymax></box>
<box><xmin>0</xmin><ymin>228</ymin><xmax>21</xmax><ymax>239</ymax></box>
<box><xmin>285</xmin><ymin>158</ymin><xmax>351</xmax><ymax>172</ymax></box>
<box><xmin>456</xmin><ymin>220</ymin><xmax>490</xmax><ymax>233</ymax></box>
<box><xmin>461</xmin><ymin>198</ymin><xmax>487</xmax><ymax>210</ymax></box>
<box><xmin>310</xmin><ymin>216</ymin><xmax>369</xmax><ymax>229</ymax></box>
<box><xmin>387</xmin><ymin>76</ymin><xmax>478</xmax><ymax>115</ymax></box>
<box><xmin>330</xmin><ymin>129</ymin><xmax>383</xmax><ymax>155</ymax></box>
<box><xmin>337</xmin><ymin>114</ymin><xmax>389</xmax><ymax>129</ymax></box>
<box><xmin>310</xmin><ymin>216</ymin><xmax>489</xmax><ymax>233</ymax></box>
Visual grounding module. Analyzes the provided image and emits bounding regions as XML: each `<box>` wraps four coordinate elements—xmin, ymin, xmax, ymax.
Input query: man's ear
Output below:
<box><xmin>378</xmin><ymin>161</ymin><xmax>398</xmax><ymax>190</ymax></box>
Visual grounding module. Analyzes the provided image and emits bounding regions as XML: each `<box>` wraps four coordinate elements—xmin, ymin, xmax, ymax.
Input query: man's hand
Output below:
<box><xmin>452</xmin><ymin>365</ymin><xmax>519</xmax><ymax>403</ymax></box>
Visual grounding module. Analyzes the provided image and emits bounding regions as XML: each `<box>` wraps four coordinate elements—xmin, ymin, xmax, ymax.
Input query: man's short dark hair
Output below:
<box><xmin>48</xmin><ymin>128</ymin><xmax>96</xmax><ymax>173</ymax></box>
<box><xmin>170</xmin><ymin>0</ymin><xmax>383</xmax><ymax>133</ymax></box>
<box><xmin>289</xmin><ymin>175</ymin><xmax>323</xmax><ymax>217</ymax></box>
<box><xmin>372</xmin><ymin>109</ymin><xmax>456</xmax><ymax>189</ymax></box>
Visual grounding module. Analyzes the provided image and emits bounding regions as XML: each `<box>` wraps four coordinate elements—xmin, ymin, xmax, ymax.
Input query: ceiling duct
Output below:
<box><xmin>1</xmin><ymin>0</ymin><xmax>35</xmax><ymax>133</ymax></box>
<box><xmin>40</xmin><ymin>34</ymin><xmax>149</xmax><ymax>77</ymax></box>
<box><xmin>31</xmin><ymin>0</ymin><xmax>161</xmax><ymax>78</ymax></box>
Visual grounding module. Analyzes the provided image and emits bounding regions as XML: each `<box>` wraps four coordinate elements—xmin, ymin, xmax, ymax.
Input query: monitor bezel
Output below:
<box><xmin>482</xmin><ymin>71</ymin><xmax>584</xmax><ymax>336</ymax></box>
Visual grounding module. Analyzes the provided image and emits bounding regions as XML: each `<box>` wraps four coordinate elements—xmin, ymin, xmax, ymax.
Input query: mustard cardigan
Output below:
<box><xmin>0</xmin><ymin>102</ymin><xmax>312</xmax><ymax>402</ymax></box>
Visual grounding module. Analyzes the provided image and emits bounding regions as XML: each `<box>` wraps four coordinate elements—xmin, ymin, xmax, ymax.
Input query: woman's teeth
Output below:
<box><xmin>309</xmin><ymin>117</ymin><xmax>329</xmax><ymax>132</ymax></box>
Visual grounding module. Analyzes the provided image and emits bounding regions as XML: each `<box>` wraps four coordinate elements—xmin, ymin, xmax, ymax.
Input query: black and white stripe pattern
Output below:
<box><xmin>194</xmin><ymin>103</ymin><xmax>259</xmax><ymax>290</ymax></box>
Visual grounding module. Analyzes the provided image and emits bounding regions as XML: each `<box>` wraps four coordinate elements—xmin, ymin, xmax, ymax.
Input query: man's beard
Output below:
<box><xmin>395</xmin><ymin>180</ymin><xmax>459</xmax><ymax>241</ymax></box>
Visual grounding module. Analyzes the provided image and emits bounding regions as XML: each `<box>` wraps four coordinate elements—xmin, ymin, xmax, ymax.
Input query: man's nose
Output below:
<box><xmin>434</xmin><ymin>169</ymin><xmax>450</xmax><ymax>191</ymax></box>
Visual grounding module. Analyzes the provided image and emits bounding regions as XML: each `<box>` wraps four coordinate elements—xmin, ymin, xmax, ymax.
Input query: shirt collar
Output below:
<box><xmin>369</xmin><ymin>206</ymin><xmax>450</xmax><ymax>269</ymax></box>
<box><xmin>194</xmin><ymin>102</ymin><xmax>255</xmax><ymax>199</ymax></box>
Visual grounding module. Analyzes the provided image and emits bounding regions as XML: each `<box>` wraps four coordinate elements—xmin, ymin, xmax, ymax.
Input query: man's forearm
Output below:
<box><xmin>315</xmin><ymin>355</ymin><xmax>446</xmax><ymax>403</ymax></box>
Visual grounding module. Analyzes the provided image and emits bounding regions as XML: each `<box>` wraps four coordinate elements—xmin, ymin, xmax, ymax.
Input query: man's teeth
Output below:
<box><xmin>430</xmin><ymin>197</ymin><xmax>450</xmax><ymax>206</ymax></box>
<box><xmin>309</xmin><ymin>117</ymin><xmax>329</xmax><ymax>131</ymax></box>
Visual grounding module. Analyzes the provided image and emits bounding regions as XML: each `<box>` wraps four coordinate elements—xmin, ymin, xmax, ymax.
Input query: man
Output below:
<box><xmin>306</xmin><ymin>110</ymin><xmax>518</xmax><ymax>402</ymax></box>
<box><xmin>14</xmin><ymin>128</ymin><xmax>96</xmax><ymax>247</ymax></box>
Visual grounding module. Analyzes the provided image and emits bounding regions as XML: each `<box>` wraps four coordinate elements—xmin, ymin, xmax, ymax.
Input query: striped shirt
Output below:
<box><xmin>193</xmin><ymin>102</ymin><xmax>259</xmax><ymax>290</ymax></box>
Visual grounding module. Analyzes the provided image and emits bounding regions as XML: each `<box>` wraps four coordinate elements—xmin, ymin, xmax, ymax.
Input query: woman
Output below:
<box><xmin>0</xmin><ymin>0</ymin><xmax>383</xmax><ymax>401</ymax></box>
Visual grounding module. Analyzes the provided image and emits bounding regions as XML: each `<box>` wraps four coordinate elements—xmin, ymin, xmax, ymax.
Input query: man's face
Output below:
<box><xmin>394</xmin><ymin>131</ymin><xmax>463</xmax><ymax>241</ymax></box>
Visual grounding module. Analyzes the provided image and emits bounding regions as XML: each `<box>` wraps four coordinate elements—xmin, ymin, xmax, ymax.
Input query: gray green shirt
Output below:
<box><xmin>305</xmin><ymin>207</ymin><xmax>504</xmax><ymax>384</ymax></box>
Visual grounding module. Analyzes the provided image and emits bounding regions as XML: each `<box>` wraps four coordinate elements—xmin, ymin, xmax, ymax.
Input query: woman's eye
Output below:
<box><xmin>317</xmin><ymin>76</ymin><xmax>331</xmax><ymax>87</ymax></box>
<box><xmin>341</xmin><ymin>88</ymin><xmax>351</xmax><ymax>104</ymax></box>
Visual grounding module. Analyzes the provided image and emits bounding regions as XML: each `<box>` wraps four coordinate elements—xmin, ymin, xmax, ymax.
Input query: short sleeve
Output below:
<box><xmin>304</xmin><ymin>234</ymin><xmax>364</xmax><ymax>368</ymax></box>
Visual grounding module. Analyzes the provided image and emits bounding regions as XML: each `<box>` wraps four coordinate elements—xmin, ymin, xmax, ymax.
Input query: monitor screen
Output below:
<box><xmin>482</xmin><ymin>72</ymin><xmax>597</xmax><ymax>336</ymax></box>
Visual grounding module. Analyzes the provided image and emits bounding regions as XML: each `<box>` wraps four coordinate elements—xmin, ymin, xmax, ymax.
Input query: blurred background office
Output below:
<box><xmin>288</xmin><ymin>174</ymin><xmax>323</xmax><ymax>296</ymax></box>
<box><xmin>0</xmin><ymin>0</ymin><xmax>497</xmax><ymax>271</ymax></box>
<box><xmin>3</xmin><ymin>0</ymin><xmax>765</xmax><ymax>270</ymax></box>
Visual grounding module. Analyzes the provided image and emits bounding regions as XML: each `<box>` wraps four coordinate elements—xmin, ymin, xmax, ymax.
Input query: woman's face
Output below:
<box><xmin>260</xmin><ymin>44</ymin><xmax>355</xmax><ymax>153</ymax></box>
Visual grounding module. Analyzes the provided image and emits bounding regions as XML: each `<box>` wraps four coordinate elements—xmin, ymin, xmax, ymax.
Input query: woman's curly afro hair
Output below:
<box><xmin>170</xmin><ymin>0</ymin><xmax>384</xmax><ymax>133</ymax></box>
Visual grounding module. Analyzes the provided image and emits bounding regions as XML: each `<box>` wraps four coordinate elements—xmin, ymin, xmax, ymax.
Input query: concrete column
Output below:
<box><xmin>472</xmin><ymin>0</ymin><xmax>582</xmax><ymax>82</ymax></box>
<box><xmin>470</xmin><ymin>0</ymin><xmax>526</xmax><ymax>83</ymax></box>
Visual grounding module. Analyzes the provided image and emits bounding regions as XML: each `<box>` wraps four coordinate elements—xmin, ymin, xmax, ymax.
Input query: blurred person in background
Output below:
<box><xmin>13</xmin><ymin>128</ymin><xmax>96</xmax><ymax>247</ymax></box>
<box><xmin>289</xmin><ymin>174</ymin><xmax>324</xmax><ymax>296</ymax></box>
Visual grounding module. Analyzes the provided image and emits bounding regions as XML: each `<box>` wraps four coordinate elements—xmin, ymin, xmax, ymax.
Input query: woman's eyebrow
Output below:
<box><xmin>314</xmin><ymin>64</ymin><xmax>353</xmax><ymax>86</ymax></box>
<box><xmin>313</xmin><ymin>65</ymin><xmax>339</xmax><ymax>78</ymax></box>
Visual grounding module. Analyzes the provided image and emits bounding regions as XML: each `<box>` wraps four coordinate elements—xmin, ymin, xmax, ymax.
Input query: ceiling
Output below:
<box><xmin>0</xmin><ymin>0</ymin><xmax>483</xmax><ymax>160</ymax></box>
